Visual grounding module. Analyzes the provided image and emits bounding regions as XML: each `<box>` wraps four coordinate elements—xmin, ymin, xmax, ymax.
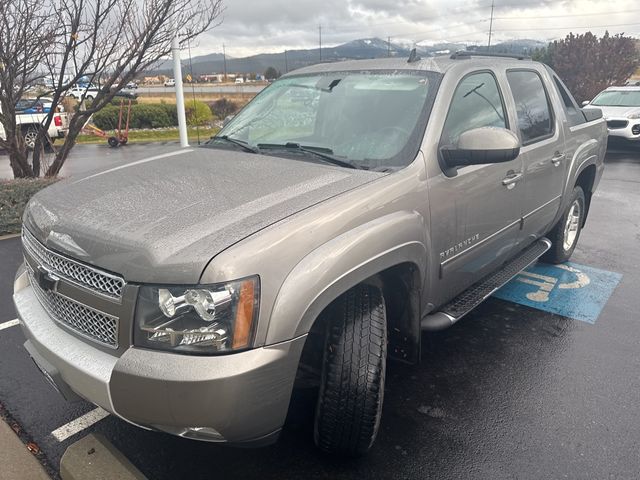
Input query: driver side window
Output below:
<box><xmin>441</xmin><ymin>72</ymin><xmax>508</xmax><ymax>147</ymax></box>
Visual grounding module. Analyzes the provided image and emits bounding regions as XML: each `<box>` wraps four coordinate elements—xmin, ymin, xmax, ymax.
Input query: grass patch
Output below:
<box><xmin>76</xmin><ymin>127</ymin><xmax>219</xmax><ymax>144</ymax></box>
<box><xmin>0</xmin><ymin>178</ymin><xmax>58</xmax><ymax>235</ymax></box>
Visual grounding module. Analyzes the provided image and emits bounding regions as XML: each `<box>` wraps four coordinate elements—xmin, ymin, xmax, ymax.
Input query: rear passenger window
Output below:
<box><xmin>553</xmin><ymin>77</ymin><xmax>586</xmax><ymax>126</ymax></box>
<box><xmin>507</xmin><ymin>70</ymin><xmax>554</xmax><ymax>144</ymax></box>
<box><xmin>441</xmin><ymin>72</ymin><xmax>507</xmax><ymax>147</ymax></box>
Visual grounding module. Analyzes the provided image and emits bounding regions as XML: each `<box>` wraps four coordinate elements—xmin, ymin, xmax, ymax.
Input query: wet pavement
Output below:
<box><xmin>0</xmin><ymin>144</ymin><xmax>638</xmax><ymax>479</ymax></box>
<box><xmin>0</xmin><ymin>142</ymin><xmax>188</xmax><ymax>180</ymax></box>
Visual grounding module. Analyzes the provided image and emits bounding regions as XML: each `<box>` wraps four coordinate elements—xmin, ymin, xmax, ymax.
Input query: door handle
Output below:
<box><xmin>502</xmin><ymin>172</ymin><xmax>523</xmax><ymax>189</ymax></box>
<box><xmin>551</xmin><ymin>153</ymin><xmax>565</xmax><ymax>166</ymax></box>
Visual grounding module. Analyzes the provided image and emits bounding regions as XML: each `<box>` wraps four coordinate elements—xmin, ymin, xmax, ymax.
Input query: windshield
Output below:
<box><xmin>591</xmin><ymin>90</ymin><xmax>640</xmax><ymax>107</ymax></box>
<box><xmin>210</xmin><ymin>70</ymin><xmax>440</xmax><ymax>169</ymax></box>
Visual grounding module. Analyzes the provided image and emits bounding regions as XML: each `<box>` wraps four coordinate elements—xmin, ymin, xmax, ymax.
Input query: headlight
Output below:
<box><xmin>628</xmin><ymin>113</ymin><xmax>640</xmax><ymax>119</ymax></box>
<box><xmin>134</xmin><ymin>276</ymin><xmax>259</xmax><ymax>354</ymax></box>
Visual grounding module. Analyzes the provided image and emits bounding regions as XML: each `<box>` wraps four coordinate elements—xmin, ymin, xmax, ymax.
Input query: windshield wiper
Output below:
<box><xmin>210</xmin><ymin>135</ymin><xmax>259</xmax><ymax>154</ymax></box>
<box><xmin>256</xmin><ymin>142</ymin><xmax>358</xmax><ymax>169</ymax></box>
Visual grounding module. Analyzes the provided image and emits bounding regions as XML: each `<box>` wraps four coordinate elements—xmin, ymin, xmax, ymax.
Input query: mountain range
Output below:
<box><xmin>150</xmin><ymin>37</ymin><xmax>547</xmax><ymax>76</ymax></box>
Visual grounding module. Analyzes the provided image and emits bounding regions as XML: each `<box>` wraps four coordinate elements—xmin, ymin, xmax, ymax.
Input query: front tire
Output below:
<box><xmin>313</xmin><ymin>284</ymin><xmax>387</xmax><ymax>456</ymax></box>
<box><xmin>543</xmin><ymin>185</ymin><xmax>586</xmax><ymax>264</ymax></box>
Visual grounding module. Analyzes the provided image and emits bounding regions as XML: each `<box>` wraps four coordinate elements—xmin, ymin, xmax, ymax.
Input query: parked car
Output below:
<box><xmin>14</xmin><ymin>53</ymin><xmax>606</xmax><ymax>456</ymax></box>
<box><xmin>16</xmin><ymin>98</ymin><xmax>50</xmax><ymax>114</ymax></box>
<box><xmin>66</xmin><ymin>84</ymin><xmax>100</xmax><ymax>101</ymax></box>
<box><xmin>16</xmin><ymin>97</ymin><xmax>64</xmax><ymax>114</ymax></box>
<box><xmin>164</xmin><ymin>78</ymin><xmax>175</xmax><ymax>87</ymax></box>
<box><xmin>1</xmin><ymin>108</ymin><xmax>69</xmax><ymax>149</ymax></box>
<box><xmin>234</xmin><ymin>77</ymin><xmax>244</xmax><ymax>84</ymax></box>
<box><xmin>126</xmin><ymin>82</ymin><xmax>138</xmax><ymax>89</ymax></box>
<box><xmin>583</xmin><ymin>86</ymin><xmax>640</xmax><ymax>143</ymax></box>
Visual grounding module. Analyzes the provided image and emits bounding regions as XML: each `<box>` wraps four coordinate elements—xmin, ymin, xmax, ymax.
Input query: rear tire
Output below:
<box><xmin>22</xmin><ymin>126</ymin><xmax>39</xmax><ymax>151</ymax></box>
<box><xmin>313</xmin><ymin>284</ymin><xmax>387</xmax><ymax>456</ymax></box>
<box><xmin>542</xmin><ymin>185</ymin><xmax>585</xmax><ymax>264</ymax></box>
<box><xmin>108</xmin><ymin>137</ymin><xmax>120</xmax><ymax>147</ymax></box>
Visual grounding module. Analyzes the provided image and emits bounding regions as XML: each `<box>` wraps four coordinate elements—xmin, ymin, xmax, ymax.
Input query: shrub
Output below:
<box><xmin>210</xmin><ymin>98</ymin><xmax>238</xmax><ymax>120</ymax></box>
<box><xmin>130</xmin><ymin>104</ymin><xmax>173</xmax><ymax>129</ymax></box>
<box><xmin>185</xmin><ymin>100</ymin><xmax>213</xmax><ymax>126</ymax></box>
<box><xmin>160</xmin><ymin>102</ymin><xmax>178</xmax><ymax>125</ymax></box>
<box><xmin>92</xmin><ymin>105</ymin><xmax>121</xmax><ymax>130</ymax></box>
<box><xmin>0</xmin><ymin>178</ymin><xmax>58</xmax><ymax>235</ymax></box>
<box><xmin>93</xmin><ymin>103</ymin><xmax>177</xmax><ymax>130</ymax></box>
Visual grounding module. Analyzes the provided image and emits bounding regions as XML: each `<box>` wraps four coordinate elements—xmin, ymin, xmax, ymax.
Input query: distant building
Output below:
<box><xmin>199</xmin><ymin>74</ymin><xmax>225</xmax><ymax>83</ymax></box>
<box><xmin>142</xmin><ymin>76</ymin><xmax>163</xmax><ymax>85</ymax></box>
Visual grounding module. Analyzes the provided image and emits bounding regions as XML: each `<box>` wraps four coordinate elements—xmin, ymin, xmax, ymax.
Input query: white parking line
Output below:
<box><xmin>0</xmin><ymin>319</ymin><xmax>19</xmax><ymax>331</ymax></box>
<box><xmin>50</xmin><ymin>407</ymin><xmax>110</xmax><ymax>442</ymax></box>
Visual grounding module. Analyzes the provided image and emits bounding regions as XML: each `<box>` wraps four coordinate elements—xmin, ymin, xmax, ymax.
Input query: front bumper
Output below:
<box><xmin>13</xmin><ymin>268</ymin><xmax>306</xmax><ymax>445</ymax></box>
<box><xmin>606</xmin><ymin>117</ymin><xmax>640</xmax><ymax>140</ymax></box>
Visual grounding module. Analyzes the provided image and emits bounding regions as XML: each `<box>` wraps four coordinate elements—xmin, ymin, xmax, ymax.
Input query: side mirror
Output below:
<box><xmin>581</xmin><ymin>100</ymin><xmax>590</xmax><ymax>107</ymax></box>
<box><xmin>223</xmin><ymin>115</ymin><xmax>235</xmax><ymax>127</ymax></box>
<box><xmin>441</xmin><ymin>127</ymin><xmax>520</xmax><ymax>170</ymax></box>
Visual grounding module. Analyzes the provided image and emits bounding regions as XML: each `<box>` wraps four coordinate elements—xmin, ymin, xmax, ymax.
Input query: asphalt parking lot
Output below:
<box><xmin>0</xmin><ymin>143</ymin><xmax>639</xmax><ymax>479</ymax></box>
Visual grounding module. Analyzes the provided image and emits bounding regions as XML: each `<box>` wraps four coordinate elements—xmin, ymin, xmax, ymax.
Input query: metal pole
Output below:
<box><xmin>284</xmin><ymin>49</ymin><xmax>288</xmax><ymax>73</ymax></box>
<box><xmin>488</xmin><ymin>0</ymin><xmax>494</xmax><ymax>49</ymax></box>
<box><xmin>319</xmin><ymin>25</ymin><xmax>322</xmax><ymax>62</ymax></box>
<box><xmin>388</xmin><ymin>36</ymin><xmax>391</xmax><ymax>57</ymax></box>
<box><xmin>172</xmin><ymin>35</ymin><xmax>189</xmax><ymax>148</ymax></box>
<box><xmin>223</xmin><ymin>43</ymin><xmax>227</xmax><ymax>81</ymax></box>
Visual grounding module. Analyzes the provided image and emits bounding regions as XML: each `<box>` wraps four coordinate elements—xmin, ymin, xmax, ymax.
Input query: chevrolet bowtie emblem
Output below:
<box><xmin>35</xmin><ymin>266</ymin><xmax>60</xmax><ymax>292</ymax></box>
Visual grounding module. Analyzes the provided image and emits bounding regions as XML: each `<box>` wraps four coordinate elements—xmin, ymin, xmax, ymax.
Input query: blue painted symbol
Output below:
<box><xmin>493</xmin><ymin>261</ymin><xmax>622</xmax><ymax>324</ymax></box>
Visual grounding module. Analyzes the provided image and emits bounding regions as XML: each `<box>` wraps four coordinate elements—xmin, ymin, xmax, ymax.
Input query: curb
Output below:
<box><xmin>0</xmin><ymin>417</ymin><xmax>51</xmax><ymax>480</ymax></box>
<box><xmin>0</xmin><ymin>233</ymin><xmax>20</xmax><ymax>241</ymax></box>
<box><xmin>60</xmin><ymin>433</ymin><xmax>147</xmax><ymax>480</ymax></box>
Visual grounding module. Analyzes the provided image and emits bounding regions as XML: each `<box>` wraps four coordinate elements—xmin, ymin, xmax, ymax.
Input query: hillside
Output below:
<box><xmin>148</xmin><ymin>37</ymin><xmax>547</xmax><ymax>76</ymax></box>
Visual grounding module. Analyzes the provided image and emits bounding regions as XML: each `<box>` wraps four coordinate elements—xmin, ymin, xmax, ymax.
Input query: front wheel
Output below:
<box><xmin>313</xmin><ymin>284</ymin><xmax>387</xmax><ymax>456</ymax></box>
<box><xmin>543</xmin><ymin>185</ymin><xmax>586</xmax><ymax>264</ymax></box>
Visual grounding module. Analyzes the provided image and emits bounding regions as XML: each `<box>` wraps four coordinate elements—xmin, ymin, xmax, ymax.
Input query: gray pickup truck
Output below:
<box><xmin>14</xmin><ymin>52</ymin><xmax>606</xmax><ymax>456</ymax></box>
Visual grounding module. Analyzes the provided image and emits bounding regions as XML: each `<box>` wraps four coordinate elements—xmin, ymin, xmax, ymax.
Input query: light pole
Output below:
<box><xmin>172</xmin><ymin>34</ymin><xmax>188</xmax><ymax>148</ymax></box>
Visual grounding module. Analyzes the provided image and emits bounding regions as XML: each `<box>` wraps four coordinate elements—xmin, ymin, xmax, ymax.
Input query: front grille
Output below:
<box><xmin>22</xmin><ymin>229</ymin><xmax>125</xmax><ymax>299</ymax></box>
<box><xmin>27</xmin><ymin>265</ymin><xmax>119</xmax><ymax>348</ymax></box>
<box><xmin>606</xmin><ymin>120</ymin><xmax>628</xmax><ymax>129</ymax></box>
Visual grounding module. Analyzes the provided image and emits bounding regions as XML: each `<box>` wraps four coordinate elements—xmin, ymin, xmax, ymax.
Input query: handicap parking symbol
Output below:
<box><xmin>493</xmin><ymin>261</ymin><xmax>622</xmax><ymax>324</ymax></box>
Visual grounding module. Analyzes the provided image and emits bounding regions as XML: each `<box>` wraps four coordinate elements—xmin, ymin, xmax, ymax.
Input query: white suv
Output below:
<box><xmin>67</xmin><ymin>84</ymin><xmax>100</xmax><ymax>101</ymax></box>
<box><xmin>583</xmin><ymin>86</ymin><xmax>640</xmax><ymax>142</ymax></box>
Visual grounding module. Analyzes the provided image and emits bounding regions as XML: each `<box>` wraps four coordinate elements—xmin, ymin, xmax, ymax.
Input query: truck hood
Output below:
<box><xmin>24</xmin><ymin>148</ymin><xmax>383</xmax><ymax>284</ymax></box>
<box><xmin>585</xmin><ymin>105</ymin><xmax>640</xmax><ymax>118</ymax></box>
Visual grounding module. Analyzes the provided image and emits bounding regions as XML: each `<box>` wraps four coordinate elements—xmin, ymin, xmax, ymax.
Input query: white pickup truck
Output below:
<box><xmin>0</xmin><ymin>110</ymin><xmax>69</xmax><ymax>150</ymax></box>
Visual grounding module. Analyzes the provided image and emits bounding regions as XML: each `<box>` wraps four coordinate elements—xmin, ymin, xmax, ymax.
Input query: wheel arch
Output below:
<box><xmin>574</xmin><ymin>163</ymin><xmax>597</xmax><ymax>227</ymax></box>
<box><xmin>266</xmin><ymin>211</ymin><xmax>428</xmax><ymax>364</ymax></box>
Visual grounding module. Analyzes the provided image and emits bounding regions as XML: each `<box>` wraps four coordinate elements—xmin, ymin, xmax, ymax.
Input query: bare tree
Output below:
<box><xmin>33</xmin><ymin>0</ymin><xmax>224</xmax><ymax>177</ymax></box>
<box><xmin>0</xmin><ymin>0</ymin><xmax>56</xmax><ymax>178</ymax></box>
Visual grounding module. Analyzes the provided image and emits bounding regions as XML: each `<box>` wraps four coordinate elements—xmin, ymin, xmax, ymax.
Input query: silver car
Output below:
<box><xmin>14</xmin><ymin>53</ymin><xmax>606</xmax><ymax>456</ymax></box>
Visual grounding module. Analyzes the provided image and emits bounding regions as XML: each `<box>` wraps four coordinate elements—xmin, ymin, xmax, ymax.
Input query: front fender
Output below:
<box><xmin>265</xmin><ymin>211</ymin><xmax>427</xmax><ymax>345</ymax></box>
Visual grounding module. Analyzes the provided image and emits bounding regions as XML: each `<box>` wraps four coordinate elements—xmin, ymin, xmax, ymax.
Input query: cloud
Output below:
<box><xmin>188</xmin><ymin>0</ymin><xmax>640</xmax><ymax>57</ymax></box>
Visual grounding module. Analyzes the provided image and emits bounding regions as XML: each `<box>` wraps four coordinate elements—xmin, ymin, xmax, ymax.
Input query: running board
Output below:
<box><xmin>421</xmin><ymin>238</ymin><xmax>552</xmax><ymax>331</ymax></box>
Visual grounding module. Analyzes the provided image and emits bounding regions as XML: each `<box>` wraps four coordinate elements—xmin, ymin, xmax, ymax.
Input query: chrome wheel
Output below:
<box><xmin>23</xmin><ymin>127</ymin><xmax>38</xmax><ymax>150</ymax></box>
<box><xmin>562</xmin><ymin>200</ymin><xmax>581</xmax><ymax>251</ymax></box>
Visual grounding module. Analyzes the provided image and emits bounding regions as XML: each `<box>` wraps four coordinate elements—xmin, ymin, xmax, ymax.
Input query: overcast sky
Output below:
<box><xmin>187</xmin><ymin>0</ymin><xmax>640</xmax><ymax>58</ymax></box>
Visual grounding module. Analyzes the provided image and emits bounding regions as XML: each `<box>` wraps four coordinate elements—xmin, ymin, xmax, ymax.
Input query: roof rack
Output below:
<box><xmin>450</xmin><ymin>51</ymin><xmax>531</xmax><ymax>61</ymax></box>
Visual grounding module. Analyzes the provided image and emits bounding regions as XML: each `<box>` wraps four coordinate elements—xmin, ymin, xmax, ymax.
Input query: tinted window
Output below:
<box><xmin>441</xmin><ymin>72</ymin><xmax>507</xmax><ymax>147</ymax></box>
<box><xmin>507</xmin><ymin>70</ymin><xmax>553</xmax><ymax>144</ymax></box>
<box><xmin>553</xmin><ymin>77</ymin><xmax>585</xmax><ymax>126</ymax></box>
